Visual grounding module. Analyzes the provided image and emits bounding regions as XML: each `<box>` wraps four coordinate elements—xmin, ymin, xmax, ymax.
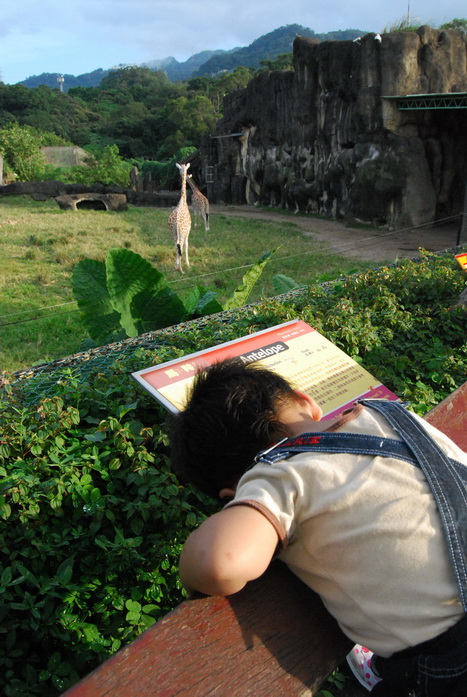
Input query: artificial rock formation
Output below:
<box><xmin>55</xmin><ymin>193</ymin><xmax>128</xmax><ymax>211</ymax></box>
<box><xmin>203</xmin><ymin>27</ymin><xmax>467</xmax><ymax>228</ymax></box>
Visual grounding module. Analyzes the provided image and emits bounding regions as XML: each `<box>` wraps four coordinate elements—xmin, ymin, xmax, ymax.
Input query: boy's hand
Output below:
<box><xmin>179</xmin><ymin>505</ymin><xmax>279</xmax><ymax>596</ymax></box>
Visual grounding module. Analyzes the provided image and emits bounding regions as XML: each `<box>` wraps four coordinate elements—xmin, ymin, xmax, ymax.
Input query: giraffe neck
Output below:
<box><xmin>180</xmin><ymin>171</ymin><xmax>188</xmax><ymax>204</ymax></box>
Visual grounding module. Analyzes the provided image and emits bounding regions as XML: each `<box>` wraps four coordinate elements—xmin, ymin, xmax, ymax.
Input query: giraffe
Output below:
<box><xmin>187</xmin><ymin>174</ymin><xmax>210</xmax><ymax>231</ymax></box>
<box><xmin>168</xmin><ymin>162</ymin><xmax>192</xmax><ymax>273</ymax></box>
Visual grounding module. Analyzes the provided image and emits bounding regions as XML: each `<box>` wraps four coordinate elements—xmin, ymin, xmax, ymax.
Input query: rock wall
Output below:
<box><xmin>202</xmin><ymin>27</ymin><xmax>467</xmax><ymax>227</ymax></box>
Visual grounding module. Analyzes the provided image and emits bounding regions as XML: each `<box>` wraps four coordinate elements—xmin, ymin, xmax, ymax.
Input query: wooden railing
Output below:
<box><xmin>63</xmin><ymin>382</ymin><xmax>467</xmax><ymax>697</ymax></box>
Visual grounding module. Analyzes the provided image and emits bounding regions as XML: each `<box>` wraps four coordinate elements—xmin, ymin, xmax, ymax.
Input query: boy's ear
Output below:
<box><xmin>294</xmin><ymin>391</ymin><xmax>323</xmax><ymax>421</ymax></box>
<box><xmin>219</xmin><ymin>487</ymin><xmax>236</xmax><ymax>501</ymax></box>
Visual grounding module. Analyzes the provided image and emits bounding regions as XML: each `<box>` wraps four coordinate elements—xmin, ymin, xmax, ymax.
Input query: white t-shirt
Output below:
<box><xmin>228</xmin><ymin>405</ymin><xmax>466</xmax><ymax>656</ymax></box>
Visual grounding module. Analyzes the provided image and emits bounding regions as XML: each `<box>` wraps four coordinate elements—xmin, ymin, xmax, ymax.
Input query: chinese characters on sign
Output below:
<box><xmin>132</xmin><ymin>320</ymin><xmax>399</xmax><ymax>418</ymax></box>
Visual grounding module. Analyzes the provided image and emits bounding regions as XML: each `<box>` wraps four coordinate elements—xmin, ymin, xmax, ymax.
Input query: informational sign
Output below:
<box><xmin>132</xmin><ymin>319</ymin><xmax>399</xmax><ymax>419</ymax></box>
<box><xmin>455</xmin><ymin>252</ymin><xmax>467</xmax><ymax>272</ymax></box>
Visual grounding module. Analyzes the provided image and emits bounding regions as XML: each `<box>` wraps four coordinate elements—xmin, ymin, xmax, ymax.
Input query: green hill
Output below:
<box><xmin>193</xmin><ymin>24</ymin><xmax>365</xmax><ymax>76</ymax></box>
<box><xmin>17</xmin><ymin>24</ymin><xmax>366</xmax><ymax>90</ymax></box>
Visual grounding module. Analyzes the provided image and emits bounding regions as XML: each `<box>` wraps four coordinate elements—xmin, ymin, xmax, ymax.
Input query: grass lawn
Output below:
<box><xmin>0</xmin><ymin>195</ymin><xmax>378</xmax><ymax>372</ymax></box>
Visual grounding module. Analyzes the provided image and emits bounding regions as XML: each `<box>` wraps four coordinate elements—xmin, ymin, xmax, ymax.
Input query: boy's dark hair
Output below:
<box><xmin>169</xmin><ymin>359</ymin><xmax>296</xmax><ymax>498</ymax></box>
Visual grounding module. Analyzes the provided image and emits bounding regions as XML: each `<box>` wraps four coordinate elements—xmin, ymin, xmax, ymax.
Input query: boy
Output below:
<box><xmin>169</xmin><ymin>359</ymin><xmax>467</xmax><ymax>696</ymax></box>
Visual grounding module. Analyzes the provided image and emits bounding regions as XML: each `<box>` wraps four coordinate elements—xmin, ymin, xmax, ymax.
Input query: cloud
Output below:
<box><xmin>0</xmin><ymin>0</ymin><xmax>465</xmax><ymax>84</ymax></box>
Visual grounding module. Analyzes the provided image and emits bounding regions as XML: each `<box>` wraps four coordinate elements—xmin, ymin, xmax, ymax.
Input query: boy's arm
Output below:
<box><xmin>179</xmin><ymin>505</ymin><xmax>279</xmax><ymax>596</ymax></box>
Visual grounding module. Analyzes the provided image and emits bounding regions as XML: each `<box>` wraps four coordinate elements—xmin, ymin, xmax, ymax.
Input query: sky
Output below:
<box><xmin>1</xmin><ymin>0</ymin><xmax>465</xmax><ymax>85</ymax></box>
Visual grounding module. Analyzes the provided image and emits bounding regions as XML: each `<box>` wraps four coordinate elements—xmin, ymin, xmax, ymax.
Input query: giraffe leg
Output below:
<box><xmin>205</xmin><ymin>213</ymin><xmax>210</xmax><ymax>231</ymax></box>
<box><xmin>175</xmin><ymin>243</ymin><xmax>184</xmax><ymax>273</ymax></box>
<box><xmin>184</xmin><ymin>236</ymin><xmax>190</xmax><ymax>270</ymax></box>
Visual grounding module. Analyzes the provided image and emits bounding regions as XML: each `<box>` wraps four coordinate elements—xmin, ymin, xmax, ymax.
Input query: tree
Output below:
<box><xmin>259</xmin><ymin>53</ymin><xmax>293</xmax><ymax>71</ymax></box>
<box><xmin>187</xmin><ymin>67</ymin><xmax>254</xmax><ymax>117</ymax></box>
<box><xmin>440</xmin><ymin>18</ymin><xmax>467</xmax><ymax>32</ymax></box>
<box><xmin>71</xmin><ymin>144</ymin><xmax>132</xmax><ymax>187</ymax></box>
<box><xmin>0</xmin><ymin>123</ymin><xmax>46</xmax><ymax>180</ymax></box>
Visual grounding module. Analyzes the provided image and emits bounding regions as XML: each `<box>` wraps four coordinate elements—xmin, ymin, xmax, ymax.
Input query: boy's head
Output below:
<box><xmin>169</xmin><ymin>359</ymin><xmax>299</xmax><ymax>499</ymax></box>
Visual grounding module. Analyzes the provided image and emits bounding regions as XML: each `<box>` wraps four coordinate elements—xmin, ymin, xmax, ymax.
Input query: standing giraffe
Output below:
<box><xmin>187</xmin><ymin>174</ymin><xmax>210</xmax><ymax>231</ymax></box>
<box><xmin>168</xmin><ymin>162</ymin><xmax>192</xmax><ymax>273</ymax></box>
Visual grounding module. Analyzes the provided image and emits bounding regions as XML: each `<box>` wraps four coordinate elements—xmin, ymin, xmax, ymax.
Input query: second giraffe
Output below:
<box><xmin>187</xmin><ymin>174</ymin><xmax>210</xmax><ymax>231</ymax></box>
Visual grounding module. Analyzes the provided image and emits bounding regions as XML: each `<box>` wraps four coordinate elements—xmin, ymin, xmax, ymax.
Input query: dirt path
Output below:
<box><xmin>211</xmin><ymin>204</ymin><xmax>460</xmax><ymax>263</ymax></box>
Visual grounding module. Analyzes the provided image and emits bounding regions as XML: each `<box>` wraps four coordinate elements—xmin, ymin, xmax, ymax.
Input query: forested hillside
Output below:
<box><xmin>0</xmin><ymin>65</ymin><xmax>256</xmax><ymax>161</ymax></box>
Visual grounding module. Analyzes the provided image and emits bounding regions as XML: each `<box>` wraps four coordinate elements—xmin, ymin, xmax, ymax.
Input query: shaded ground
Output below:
<box><xmin>212</xmin><ymin>205</ymin><xmax>461</xmax><ymax>263</ymax></box>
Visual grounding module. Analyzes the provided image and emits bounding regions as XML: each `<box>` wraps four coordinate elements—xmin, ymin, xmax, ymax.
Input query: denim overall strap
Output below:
<box><xmin>256</xmin><ymin>432</ymin><xmax>420</xmax><ymax>467</ymax></box>
<box><xmin>256</xmin><ymin>432</ymin><xmax>461</xmax><ymax>473</ymax></box>
<box><xmin>358</xmin><ymin>399</ymin><xmax>467</xmax><ymax>611</ymax></box>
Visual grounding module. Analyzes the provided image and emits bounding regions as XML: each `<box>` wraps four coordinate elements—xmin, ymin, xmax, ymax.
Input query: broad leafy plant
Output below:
<box><xmin>72</xmin><ymin>247</ymin><xmax>276</xmax><ymax>344</ymax></box>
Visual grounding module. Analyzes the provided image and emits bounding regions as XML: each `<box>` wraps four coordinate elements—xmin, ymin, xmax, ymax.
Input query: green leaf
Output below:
<box><xmin>125</xmin><ymin>599</ymin><xmax>141</xmax><ymax>613</ymax></box>
<box><xmin>223</xmin><ymin>249</ymin><xmax>277</xmax><ymax>310</ymax></box>
<box><xmin>184</xmin><ymin>287</ymin><xmax>223</xmax><ymax>317</ymax></box>
<box><xmin>90</xmin><ymin>487</ymin><xmax>101</xmax><ymax>502</ymax></box>
<box><xmin>82</xmin><ymin>624</ymin><xmax>100</xmax><ymax>643</ymax></box>
<box><xmin>130</xmin><ymin>286</ymin><xmax>187</xmax><ymax>334</ymax></box>
<box><xmin>116</xmin><ymin>402</ymin><xmax>138</xmax><ymax>419</ymax></box>
<box><xmin>55</xmin><ymin>558</ymin><xmax>74</xmax><ymax>586</ymax></box>
<box><xmin>106</xmin><ymin>248</ymin><xmax>173</xmax><ymax>336</ymax></box>
<box><xmin>0</xmin><ymin>444</ymin><xmax>11</xmax><ymax>458</ymax></box>
<box><xmin>47</xmin><ymin>652</ymin><xmax>62</xmax><ymax>672</ymax></box>
<box><xmin>0</xmin><ymin>500</ymin><xmax>11</xmax><ymax>520</ymax></box>
<box><xmin>272</xmin><ymin>273</ymin><xmax>304</xmax><ymax>294</ymax></box>
<box><xmin>1</xmin><ymin>566</ymin><xmax>12</xmax><ymax>587</ymax></box>
<box><xmin>140</xmin><ymin>614</ymin><xmax>156</xmax><ymax>628</ymax></box>
<box><xmin>185</xmin><ymin>512</ymin><xmax>198</xmax><ymax>527</ymax></box>
<box><xmin>84</xmin><ymin>431</ymin><xmax>106</xmax><ymax>442</ymax></box>
<box><xmin>71</xmin><ymin>258</ymin><xmax>121</xmax><ymax>342</ymax></box>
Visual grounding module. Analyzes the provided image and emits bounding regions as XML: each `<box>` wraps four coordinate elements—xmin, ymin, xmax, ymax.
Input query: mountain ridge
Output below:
<box><xmin>18</xmin><ymin>24</ymin><xmax>366</xmax><ymax>90</ymax></box>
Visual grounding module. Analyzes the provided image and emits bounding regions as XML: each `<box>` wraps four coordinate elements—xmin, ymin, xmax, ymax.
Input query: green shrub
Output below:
<box><xmin>0</xmin><ymin>124</ymin><xmax>69</xmax><ymax>182</ymax></box>
<box><xmin>439</xmin><ymin>18</ymin><xmax>467</xmax><ymax>32</ymax></box>
<box><xmin>383</xmin><ymin>16</ymin><xmax>425</xmax><ymax>33</ymax></box>
<box><xmin>0</xmin><ymin>365</ymin><xmax>217</xmax><ymax>696</ymax></box>
<box><xmin>39</xmin><ymin>145</ymin><xmax>132</xmax><ymax>188</ymax></box>
<box><xmin>1</xmin><ymin>249</ymin><xmax>466</xmax><ymax>695</ymax></box>
<box><xmin>0</xmin><ymin>124</ymin><xmax>47</xmax><ymax>182</ymax></box>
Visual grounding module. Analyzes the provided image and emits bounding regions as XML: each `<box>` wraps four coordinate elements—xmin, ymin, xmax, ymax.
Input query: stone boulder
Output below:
<box><xmin>1</xmin><ymin>180</ymin><xmax>67</xmax><ymax>197</ymax></box>
<box><xmin>55</xmin><ymin>193</ymin><xmax>128</xmax><ymax>211</ymax></box>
